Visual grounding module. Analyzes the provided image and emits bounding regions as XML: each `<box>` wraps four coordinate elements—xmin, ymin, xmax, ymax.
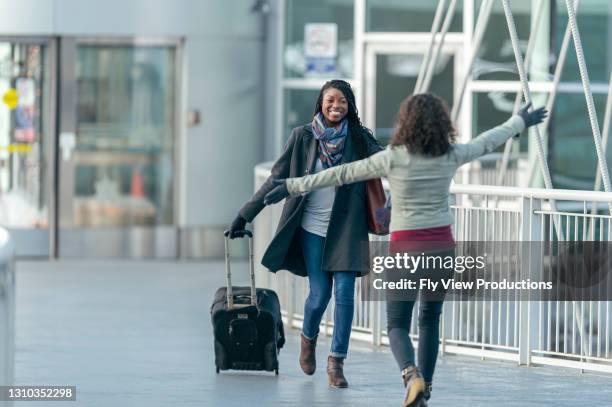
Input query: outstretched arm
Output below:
<box><xmin>286</xmin><ymin>148</ymin><xmax>391</xmax><ymax>196</ymax></box>
<box><xmin>263</xmin><ymin>147</ymin><xmax>392</xmax><ymax>205</ymax></box>
<box><xmin>452</xmin><ymin>116</ymin><xmax>525</xmax><ymax>166</ymax></box>
<box><xmin>453</xmin><ymin>104</ymin><xmax>546</xmax><ymax>166</ymax></box>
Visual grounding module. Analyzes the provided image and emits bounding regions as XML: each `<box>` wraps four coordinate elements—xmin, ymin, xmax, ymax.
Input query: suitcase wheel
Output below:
<box><xmin>263</xmin><ymin>341</ymin><xmax>278</xmax><ymax>372</ymax></box>
<box><xmin>216</xmin><ymin>366</ymin><xmax>220</xmax><ymax>374</ymax></box>
<box><xmin>275</xmin><ymin>368</ymin><xmax>279</xmax><ymax>376</ymax></box>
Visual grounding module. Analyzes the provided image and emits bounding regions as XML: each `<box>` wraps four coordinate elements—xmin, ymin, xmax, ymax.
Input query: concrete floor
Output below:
<box><xmin>11</xmin><ymin>260</ymin><xmax>612</xmax><ymax>406</ymax></box>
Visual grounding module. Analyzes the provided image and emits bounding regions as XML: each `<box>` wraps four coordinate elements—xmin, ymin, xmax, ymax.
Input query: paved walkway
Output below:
<box><xmin>12</xmin><ymin>260</ymin><xmax>612</xmax><ymax>406</ymax></box>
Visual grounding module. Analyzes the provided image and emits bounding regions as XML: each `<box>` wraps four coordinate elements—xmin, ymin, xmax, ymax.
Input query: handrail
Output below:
<box><xmin>450</xmin><ymin>184</ymin><xmax>612</xmax><ymax>202</ymax></box>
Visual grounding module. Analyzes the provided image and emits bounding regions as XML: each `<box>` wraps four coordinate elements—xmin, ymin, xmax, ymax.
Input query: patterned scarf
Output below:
<box><xmin>311</xmin><ymin>112</ymin><xmax>348</xmax><ymax>168</ymax></box>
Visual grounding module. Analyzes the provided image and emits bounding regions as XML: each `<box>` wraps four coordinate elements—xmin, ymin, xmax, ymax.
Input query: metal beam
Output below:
<box><xmin>589</xmin><ymin>69</ymin><xmax>612</xmax><ymax>236</ymax></box>
<box><xmin>564</xmin><ymin>0</ymin><xmax>612</xmax><ymax>214</ymax></box>
<box><xmin>523</xmin><ymin>0</ymin><xmax>581</xmax><ymax>190</ymax></box>
<box><xmin>450</xmin><ymin>0</ymin><xmax>494</xmax><ymax>122</ymax></box>
<box><xmin>420</xmin><ymin>0</ymin><xmax>458</xmax><ymax>93</ymax></box>
<box><xmin>414</xmin><ymin>0</ymin><xmax>448</xmax><ymax>94</ymax></box>
<box><xmin>496</xmin><ymin>0</ymin><xmax>547</xmax><ymax>187</ymax></box>
<box><xmin>501</xmin><ymin>0</ymin><xmax>565</xmax><ymax>241</ymax></box>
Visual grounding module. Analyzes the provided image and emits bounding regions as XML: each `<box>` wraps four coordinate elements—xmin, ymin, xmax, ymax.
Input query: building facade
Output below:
<box><xmin>271</xmin><ymin>0</ymin><xmax>612</xmax><ymax>189</ymax></box>
<box><xmin>0</xmin><ymin>0</ymin><xmax>267</xmax><ymax>258</ymax></box>
<box><xmin>0</xmin><ymin>0</ymin><xmax>611</xmax><ymax>258</ymax></box>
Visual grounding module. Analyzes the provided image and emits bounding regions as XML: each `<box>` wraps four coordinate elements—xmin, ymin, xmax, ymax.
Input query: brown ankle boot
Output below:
<box><xmin>401</xmin><ymin>366</ymin><xmax>425</xmax><ymax>407</ymax></box>
<box><xmin>299</xmin><ymin>334</ymin><xmax>317</xmax><ymax>375</ymax></box>
<box><xmin>327</xmin><ymin>356</ymin><xmax>348</xmax><ymax>388</ymax></box>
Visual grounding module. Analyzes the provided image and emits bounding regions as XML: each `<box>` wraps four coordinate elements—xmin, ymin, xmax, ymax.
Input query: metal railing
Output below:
<box><xmin>252</xmin><ymin>163</ymin><xmax>612</xmax><ymax>374</ymax></box>
<box><xmin>0</xmin><ymin>227</ymin><xmax>15</xmax><ymax>393</ymax></box>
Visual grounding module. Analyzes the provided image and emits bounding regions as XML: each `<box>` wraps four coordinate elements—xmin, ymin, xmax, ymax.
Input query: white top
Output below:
<box><xmin>289</xmin><ymin>116</ymin><xmax>526</xmax><ymax>232</ymax></box>
<box><xmin>300</xmin><ymin>159</ymin><xmax>336</xmax><ymax>237</ymax></box>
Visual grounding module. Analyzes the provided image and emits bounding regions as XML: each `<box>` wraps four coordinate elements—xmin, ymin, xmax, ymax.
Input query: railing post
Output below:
<box><xmin>372</xmin><ymin>299</ymin><xmax>382</xmax><ymax>346</ymax></box>
<box><xmin>519</xmin><ymin>197</ymin><xmax>542</xmax><ymax>365</ymax></box>
<box><xmin>0</xmin><ymin>228</ymin><xmax>15</xmax><ymax>392</ymax></box>
<box><xmin>440</xmin><ymin>308</ymin><xmax>446</xmax><ymax>355</ymax></box>
<box><xmin>287</xmin><ymin>273</ymin><xmax>296</xmax><ymax>329</ymax></box>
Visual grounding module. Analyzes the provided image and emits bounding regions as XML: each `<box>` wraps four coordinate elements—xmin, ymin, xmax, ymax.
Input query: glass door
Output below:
<box><xmin>364</xmin><ymin>41</ymin><xmax>462</xmax><ymax>145</ymax></box>
<box><xmin>0</xmin><ymin>38</ymin><xmax>55</xmax><ymax>257</ymax></box>
<box><xmin>57</xmin><ymin>38</ymin><xmax>180</xmax><ymax>258</ymax></box>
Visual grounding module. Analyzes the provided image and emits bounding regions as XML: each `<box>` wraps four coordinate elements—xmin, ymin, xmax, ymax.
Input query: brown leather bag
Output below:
<box><xmin>365</xmin><ymin>178</ymin><xmax>390</xmax><ymax>235</ymax></box>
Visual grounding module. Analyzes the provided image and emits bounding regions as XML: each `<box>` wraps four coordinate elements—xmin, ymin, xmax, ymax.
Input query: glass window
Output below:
<box><xmin>472</xmin><ymin>92</ymin><xmax>516</xmax><ymax>144</ymax></box>
<box><xmin>0</xmin><ymin>42</ymin><xmax>50</xmax><ymax>229</ymax></box>
<box><xmin>374</xmin><ymin>52</ymin><xmax>455</xmax><ymax>145</ymax></box>
<box><xmin>72</xmin><ymin>45</ymin><xmax>176</xmax><ymax>227</ymax></box>
<box><xmin>551</xmin><ymin>92</ymin><xmax>609</xmax><ymax>189</ymax></box>
<box><xmin>470</xmin><ymin>91</ymin><xmax>547</xmax><ymax>188</ymax></box>
<box><xmin>555</xmin><ymin>0</ymin><xmax>612</xmax><ymax>83</ymax></box>
<box><xmin>283</xmin><ymin>88</ymin><xmax>319</xmax><ymax>142</ymax></box>
<box><xmin>366</xmin><ymin>0</ymin><xmax>463</xmax><ymax>33</ymax></box>
<box><xmin>471</xmin><ymin>91</ymin><xmax>547</xmax><ymax>153</ymax></box>
<box><xmin>474</xmin><ymin>0</ymin><xmax>612</xmax><ymax>83</ymax></box>
<box><xmin>284</xmin><ymin>0</ymin><xmax>354</xmax><ymax>78</ymax></box>
<box><xmin>473</xmin><ymin>0</ymin><xmax>533</xmax><ymax>81</ymax></box>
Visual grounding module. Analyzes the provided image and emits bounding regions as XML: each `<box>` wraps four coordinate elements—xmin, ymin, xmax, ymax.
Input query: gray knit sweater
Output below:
<box><xmin>286</xmin><ymin>115</ymin><xmax>526</xmax><ymax>232</ymax></box>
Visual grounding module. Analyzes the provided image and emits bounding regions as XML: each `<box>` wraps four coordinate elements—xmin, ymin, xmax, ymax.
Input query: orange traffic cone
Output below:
<box><xmin>131</xmin><ymin>167</ymin><xmax>145</xmax><ymax>198</ymax></box>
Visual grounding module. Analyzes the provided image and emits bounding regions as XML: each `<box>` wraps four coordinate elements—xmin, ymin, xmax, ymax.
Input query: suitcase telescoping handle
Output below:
<box><xmin>223</xmin><ymin>229</ymin><xmax>256</xmax><ymax>310</ymax></box>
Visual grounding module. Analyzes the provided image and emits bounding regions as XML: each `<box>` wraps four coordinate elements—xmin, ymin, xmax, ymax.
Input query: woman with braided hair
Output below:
<box><xmin>228</xmin><ymin>80</ymin><xmax>382</xmax><ymax>388</ymax></box>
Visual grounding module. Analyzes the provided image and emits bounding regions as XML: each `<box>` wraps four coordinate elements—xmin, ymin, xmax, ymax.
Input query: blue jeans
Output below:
<box><xmin>300</xmin><ymin>228</ymin><xmax>356</xmax><ymax>358</ymax></box>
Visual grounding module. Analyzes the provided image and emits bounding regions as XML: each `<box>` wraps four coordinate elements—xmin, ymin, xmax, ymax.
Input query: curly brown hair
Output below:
<box><xmin>390</xmin><ymin>93</ymin><xmax>457</xmax><ymax>157</ymax></box>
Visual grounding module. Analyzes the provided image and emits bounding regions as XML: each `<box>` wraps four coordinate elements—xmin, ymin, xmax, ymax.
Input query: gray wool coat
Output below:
<box><xmin>239</xmin><ymin>124</ymin><xmax>383</xmax><ymax>277</ymax></box>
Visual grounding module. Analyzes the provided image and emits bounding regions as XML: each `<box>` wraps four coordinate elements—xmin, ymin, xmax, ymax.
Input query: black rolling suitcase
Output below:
<box><xmin>210</xmin><ymin>230</ymin><xmax>285</xmax><ymax>375</ymax></box>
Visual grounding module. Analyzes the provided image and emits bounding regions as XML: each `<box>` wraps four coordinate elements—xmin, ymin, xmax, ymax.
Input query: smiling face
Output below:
<box><xmin>321</xmin><ymin>87</ymin><xmax>348</xmax><ymax>127</ymax></box>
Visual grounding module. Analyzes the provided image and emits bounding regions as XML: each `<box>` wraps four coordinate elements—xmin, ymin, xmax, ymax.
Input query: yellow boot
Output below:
<box><xmin>401</xmin><ymin>366</ymin><xmax>425</xmax><ymax>407</ymax></box>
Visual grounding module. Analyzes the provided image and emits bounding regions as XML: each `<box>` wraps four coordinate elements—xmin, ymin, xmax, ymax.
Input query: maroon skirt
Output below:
<box><xmin>390</xmin><ymin>225</ymin><xmax>455</xmax><ymax>253</ymax></box>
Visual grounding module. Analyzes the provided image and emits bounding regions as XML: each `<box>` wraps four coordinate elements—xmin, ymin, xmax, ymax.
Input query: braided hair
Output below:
<box><xmin>313</xmin><ymin>79</ymin><xmax>377</xmax><ymax>159</ymax></box>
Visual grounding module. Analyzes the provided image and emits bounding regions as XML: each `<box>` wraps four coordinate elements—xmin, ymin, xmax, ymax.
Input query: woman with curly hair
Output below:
<box><xmin>264</xmin><ymin>93</ymin><xmax>546</xmax><ymax>406</ymax></box>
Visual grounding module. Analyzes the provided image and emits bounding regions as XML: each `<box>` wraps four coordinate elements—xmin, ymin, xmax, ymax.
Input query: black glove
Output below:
<box><xmin>263</xmin><ymin>179</ymin><xmax>289</xmax><ymax>205</ymax></box>
<box><xmin>227</xmin><ymin>214</ymin><xmax>247</xmax><ymax>239</ymax></box>
<box><xmin>518</xmin><ymin>102</ymin><xmax>548</xmax><ymax>128</ymax></box>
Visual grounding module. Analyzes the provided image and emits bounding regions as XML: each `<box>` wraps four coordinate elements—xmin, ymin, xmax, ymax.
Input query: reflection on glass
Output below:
<box><xmin>555</xmin><ymin>0</ymin><xmax>612</xmax><ymax>83</ymax></box>
<box><xmin>472</xmin><ymin>91</ymin><xmax>608</xmax><ymax>190</ymax></box>
<box><xmin>552</xmin><ymin>92</ymin><xmax>608</xmax><ymax>189</ymax></box>
<box><xmin>283</xmin><ymin>88</ymin><xmax>319</xmax><ymax>143</ymax></box>
<box><xmin>472</xmin><ymin>92</ymin><xmax>547</xmax><ymax>188</ymax></box>
<box><xmin>73</xmin><ymin>45</ymin><xmax>176</xmax><ymax>227</ymax></box>
<box><xmin>284</xmin><ymin>0</ymin><xmax>354</xmax><ymax>78</ymax></box>
<box><xmin>473</xmin><ymin>0</ymin><xmax>532</xmax><ymax>81</ymax></box>
<box><xmin>366</xmin><ymin>0</ymin><xmax>462</xmax><ymax>33</ymax></box>
<box><xmin>472</xmin><ymin>91</ymin><xmax>532</xmax><ymax>152</ymax></box>
<box><xmin>0</xmin><ymin>43</ymin><xmax>49</xmax><ymax>229</ymax></box>
<box><xmin>474</xmin><ymin>0</ymin><xmax>612</xmax><ymax>83</ymax></box>
<box><xmin>375</xmin><ymin>53</ymin><xmax>454</xmax><ymax>145</ymax></box>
